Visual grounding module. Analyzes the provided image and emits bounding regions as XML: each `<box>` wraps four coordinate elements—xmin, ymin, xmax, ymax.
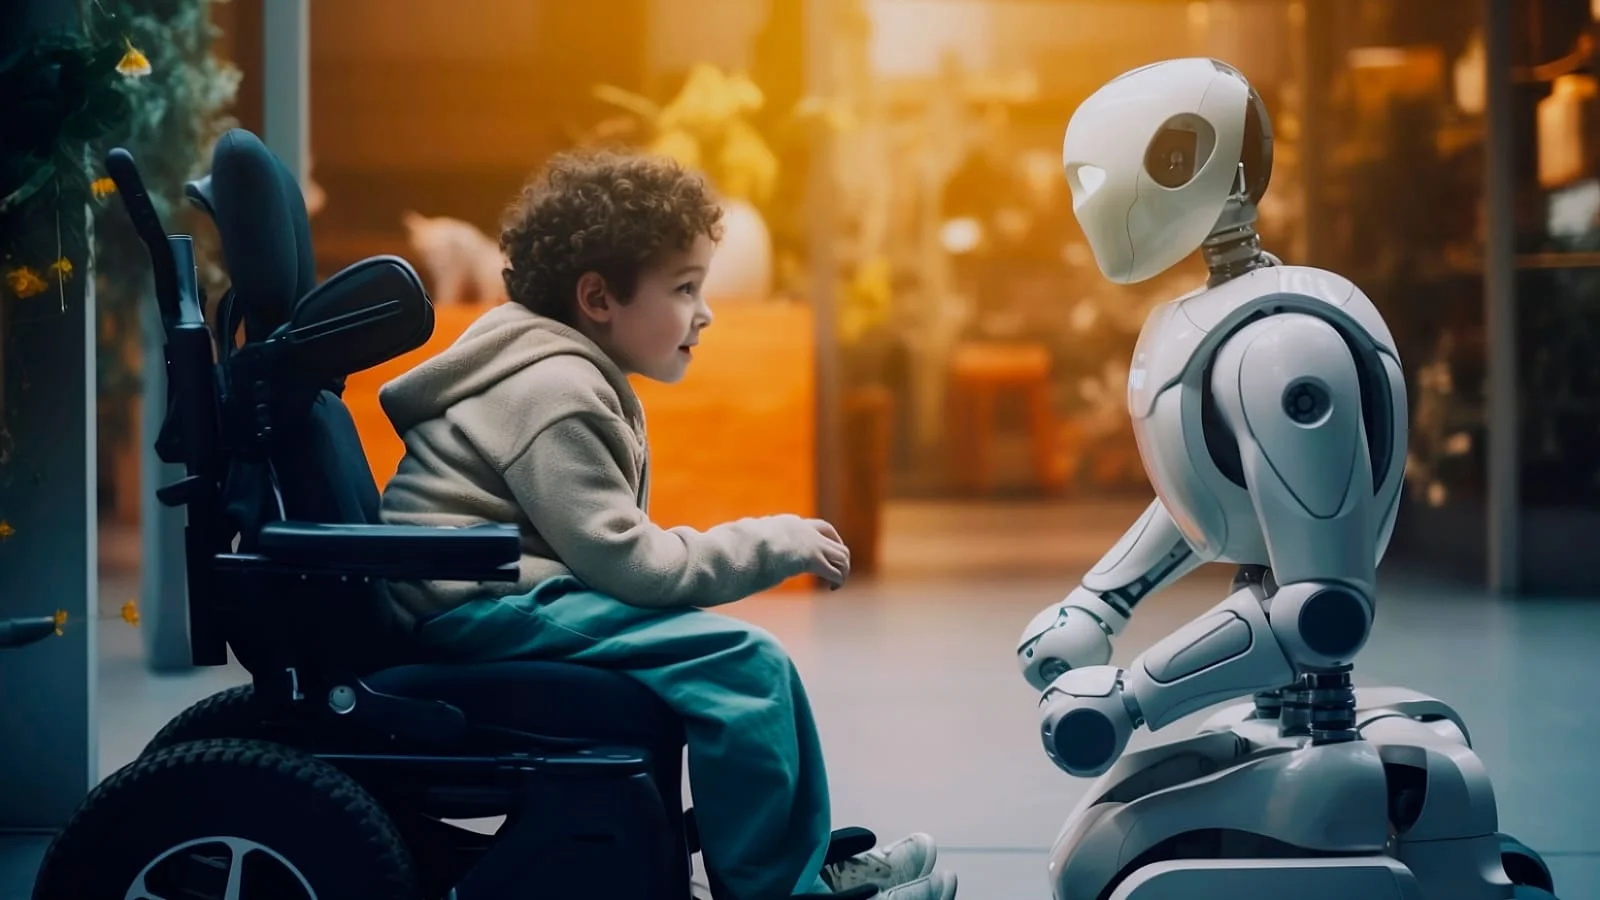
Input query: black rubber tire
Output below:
<box><xmin>1500</xmin><ymin>832</ymin><xmax>1556</xmax><ymax>893</ymax></box>
<box><xmin>143</xmin><ymin>684</ymin><xmax>261</xmax><ymax>754</ymax></box>
<box><xmin>33</xmin><ymin>738</ymin><xmax>421</xmax><ymax>900</ymax></box>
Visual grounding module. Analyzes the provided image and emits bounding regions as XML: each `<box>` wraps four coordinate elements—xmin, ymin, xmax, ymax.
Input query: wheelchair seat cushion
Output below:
<box><xmin>364</xmin><ymin>660</ymin><xmax>684</xmax><ymax>750</ymax></box>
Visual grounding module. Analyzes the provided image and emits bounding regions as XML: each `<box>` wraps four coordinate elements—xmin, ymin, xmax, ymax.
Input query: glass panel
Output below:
<box><xmin>1508</xmin><ymin>0</ymin><xmax>1600</xmax><ymax>514</ymax></box>
<box><xmin>1305</xmin><ymin>0</ymin><xmax>1488</xmax><ymax>541</ymax></box>
<box><xmin>1515</xmin><ymin>267</ymin><xmax>1600</xmax><ymax>508</ymax></box>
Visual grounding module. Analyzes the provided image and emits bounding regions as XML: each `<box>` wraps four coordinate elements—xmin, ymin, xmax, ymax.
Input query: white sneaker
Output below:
<box><xmin>881</xmin><ymin>870</ymin><xmax>958</xmax><ymax>900</ymax></box>
<box><xmin>822</xmin><ymin>832</ymin><xmax>939</xmax><ymax>892</ymax></box>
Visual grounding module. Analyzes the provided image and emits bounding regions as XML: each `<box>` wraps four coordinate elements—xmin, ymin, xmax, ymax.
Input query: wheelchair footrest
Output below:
<box><xmin>824</xmin><ymin>826</ymin><xmax>879</xmax><ymax>867</ymax></box>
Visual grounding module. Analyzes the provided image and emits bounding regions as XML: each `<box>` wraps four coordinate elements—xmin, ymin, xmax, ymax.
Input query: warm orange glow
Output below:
<box><xmin>632</xmin><ymin>302</ymin><xmax>818</xmax><ymax>593</ymax></box>
<box><xmin>946</xmin><ymin>342</ymin><xmax>1061</xmax><ymax>494</ymax></box>
<box><xmin>1346</xmin><ymin>45</ymin><xmax>1447</xmax><ymax>118</ymax></box>
<box><xmin>344</xmin><ymin>302</ymin><xmax>819</xmax><ymax>594</ymax></box>
<box><xmin>1539</xmin><ymin>74</ymin><xmax>1599</xmax><ymax>190</ymax></box>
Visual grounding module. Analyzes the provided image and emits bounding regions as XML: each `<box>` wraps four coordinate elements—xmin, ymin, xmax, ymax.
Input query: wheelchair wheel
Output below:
<box><xmin>33</xmin><ymin>738</ymin><xmax>420</xmax><ymax>900</ymax></box>
<box><xmin>143</xmin><ymin>684</ymin><xmax>259</xmax><ymax>754</ymax></box>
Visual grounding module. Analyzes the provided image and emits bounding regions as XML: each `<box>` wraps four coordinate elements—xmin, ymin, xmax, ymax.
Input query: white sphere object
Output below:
<box><xmin>702</xmin><ymin>199</ymin><xmax>774</xmax><ymax>303</ymax></box>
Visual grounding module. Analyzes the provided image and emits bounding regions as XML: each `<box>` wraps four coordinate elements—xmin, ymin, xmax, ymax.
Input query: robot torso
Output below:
<box><xmin>1125</xmin><ymin>264</ymin><xmax>1408</xmax><ymax>567</ymax></box>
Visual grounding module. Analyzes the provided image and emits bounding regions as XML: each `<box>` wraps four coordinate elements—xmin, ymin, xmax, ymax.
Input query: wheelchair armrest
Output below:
<box><xmin>247</xmin><ymin>521</ymin><xmax>521</xmax><ymax>582</ymax></box>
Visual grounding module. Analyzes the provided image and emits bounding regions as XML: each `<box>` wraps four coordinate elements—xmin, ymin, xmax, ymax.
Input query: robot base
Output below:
<box><xmin>1108</xmin><ymin>856</ymin><xmax>1422</xmax><ymax>900</ymax></box>
<box><xmin>1046</xmin><ymin>687</ymin><xmax>1557</xmax><ymax>900</ymax></box>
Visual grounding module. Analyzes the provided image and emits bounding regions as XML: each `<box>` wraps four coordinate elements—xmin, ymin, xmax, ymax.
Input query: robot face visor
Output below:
<box><xmin>1143</xmin><ymin>115</ymin><xmax>1217</xmax><ymax>190</ymax></box>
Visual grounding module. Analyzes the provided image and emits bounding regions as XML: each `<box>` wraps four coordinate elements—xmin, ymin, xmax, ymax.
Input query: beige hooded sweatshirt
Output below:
<box><xmin>377</xmin><ymin>301</ymin><xmax>818</xmax><ymax>617</ymax></box>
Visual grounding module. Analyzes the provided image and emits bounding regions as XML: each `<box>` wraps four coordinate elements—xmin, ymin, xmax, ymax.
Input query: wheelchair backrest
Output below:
<box><xmin>114</xmin><ymin>128</ymin><xmax>437</xmax><ymax>674</ymax></box>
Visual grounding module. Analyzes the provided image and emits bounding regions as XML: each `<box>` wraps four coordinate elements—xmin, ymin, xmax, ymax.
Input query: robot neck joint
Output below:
<box><xmin>1202</xmin><ymin>218</ymin><xmax>1273</xmax><ymax>288</ymax></box>
<box><xmin>1202</xmin><ymin>166</ymin><xmax>1277</xmax><ymax>287</ymax></box>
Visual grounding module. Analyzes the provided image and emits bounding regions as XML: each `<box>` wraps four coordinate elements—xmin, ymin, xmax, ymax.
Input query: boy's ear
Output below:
<box><xmin>574</xmin><ymin>271</ymin><xmax>615</xmax><ymax>323</ymax></box>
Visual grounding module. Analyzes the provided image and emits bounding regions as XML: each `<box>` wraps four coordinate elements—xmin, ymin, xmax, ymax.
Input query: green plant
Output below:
<box><xmin>89</xmin><ymin>0</ymin><xmax>240</xmax><ymax>446</ymax></box>
<box><xmin>0</xmin><ymin>18</ymin><xmax>138</xmax><ymax>466</ymax></box>
<box><xmin>1</xmin><ymin>0</ymin><xmax>238</xmax><ymax>459</ymax></box>
<box><xmin>588</xmin><ymin>63</ymin><xmax>849</xmax><ymax>208</ymax></box>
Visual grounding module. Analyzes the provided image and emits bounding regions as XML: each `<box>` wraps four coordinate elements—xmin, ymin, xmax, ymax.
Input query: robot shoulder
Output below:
<box><xmin>1131</xmin><ymin>269</ymin><xmax>1291</xmax><ymax>419</ymax></box>
<box><xmin>1265</xmin><ymin>266</ymin><xmax>1399</xmax><ymax>360</ymax></box>
<box><xmin>1178</xmin><ymin>265</ymin><xmax>1398</xmax><ymax>359</ymax></box>
<box><xmin>1131</xmin><ymin>266</ymin><xmax>1397</xmax><ymax>421</ymax></box>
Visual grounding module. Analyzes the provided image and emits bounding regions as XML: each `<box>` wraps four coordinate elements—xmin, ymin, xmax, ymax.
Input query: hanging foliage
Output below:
<box><xmin>0</xmin><ymin>30</ymin><xmax>132</xmax><ymax>309</ymax></box>
<box><xmin>87</xmin><ymin>0</ymin><xmax>241</xmax><ymax>444</ymax></box>
<box><xmin>0</xmin><ymin>0</ymin><xmax>239</xmax><ymax>464</ymax></box>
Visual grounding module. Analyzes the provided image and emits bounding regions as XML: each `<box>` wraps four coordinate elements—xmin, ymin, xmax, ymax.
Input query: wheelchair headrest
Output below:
<box><xmin>200</xmin><ymin>128</ymin><xmax>317</xmax><ymax>342</ymax></box>
<box><xmin>190</xmin><ymin>128</ymin><xmax>435</xmax><ymax>385</ymax></box>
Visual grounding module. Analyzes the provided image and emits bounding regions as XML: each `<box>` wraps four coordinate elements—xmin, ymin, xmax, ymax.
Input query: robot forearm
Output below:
<box><xmin>1081</xmin><ymin>497</ymin><xmax>1205</xmax><ymax>619</ymax></box>
<box><xmin>1017</xmin><ymin>499</ymin><xmax>1206</xmax><ymax>691</ymax></box>
<box><xmin>1038</xmin><ymin>576</ymin><xmax>1375</xmax><ymax>778</ymax></box>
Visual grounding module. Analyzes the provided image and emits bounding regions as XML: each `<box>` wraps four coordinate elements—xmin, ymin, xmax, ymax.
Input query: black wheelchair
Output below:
<box><xmin>30</xmin><ymin>129</ymin><xmax>884</xmax><ymax>900</ymax></box>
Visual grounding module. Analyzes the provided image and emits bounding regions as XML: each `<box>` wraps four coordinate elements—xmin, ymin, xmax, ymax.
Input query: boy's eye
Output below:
<box><xmin>677</xmin><ymin>281</ymin><xmax>698</xmax><ymax>295</ymax></box>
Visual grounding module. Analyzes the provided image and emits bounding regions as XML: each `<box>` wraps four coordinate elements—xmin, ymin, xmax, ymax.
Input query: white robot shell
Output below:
<box><xmin>1063</xmin><ymin>58</ymin><xmax>1275</xmax><ymax>285</ymax></box>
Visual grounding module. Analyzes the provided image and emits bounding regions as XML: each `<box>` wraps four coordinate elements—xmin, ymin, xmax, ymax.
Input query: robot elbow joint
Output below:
<box><xmin>1268</xmin><ymin>581</ymin><xmax>1373</xmax><ymax>668</ymax></box>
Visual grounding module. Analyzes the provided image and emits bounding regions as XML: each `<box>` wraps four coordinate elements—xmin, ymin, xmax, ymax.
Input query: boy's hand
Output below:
<box><xmin>800</xmin><ymin>518</ymin><xmax>851</xmax><ymax>590</ymax></box>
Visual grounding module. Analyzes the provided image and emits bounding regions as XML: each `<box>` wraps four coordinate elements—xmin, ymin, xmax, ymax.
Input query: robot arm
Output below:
<box><xmin>1037</xmin><ymin>312</ymin><xmax>1382</xmax><ymax>777</ymax></box>
<box><xmin>1017</xmin><ymin>498</ymin><xmax>1206</xmax><ymax>691</ymax></box>
<box><xmin>1210</xmin><ymin>312</ymin><xmax>1378</xmax><ymax>671</ymax></box>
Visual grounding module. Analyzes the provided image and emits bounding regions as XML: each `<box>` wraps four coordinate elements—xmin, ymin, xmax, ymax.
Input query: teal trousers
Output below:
<box><xmin>414</xmin><ymin>576</ymin><xmax>834</xmax><ymax>900</ymax></box>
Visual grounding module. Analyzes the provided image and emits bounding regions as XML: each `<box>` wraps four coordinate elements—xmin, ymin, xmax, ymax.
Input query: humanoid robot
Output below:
<box><xmin>1014</xmin><ymin>58</ymin><xmax>1559</xmax><ymax>900</ymax></box>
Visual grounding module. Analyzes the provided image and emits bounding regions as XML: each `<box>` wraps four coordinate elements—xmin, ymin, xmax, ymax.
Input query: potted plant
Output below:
<box><xmin>588</xmin><ymin>64</ymin><xmax>847</xmax><ymax>304</ymax></box>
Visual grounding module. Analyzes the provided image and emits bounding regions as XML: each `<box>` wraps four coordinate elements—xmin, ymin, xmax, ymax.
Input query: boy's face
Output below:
<box><xmin>594</xmin><ymin>232</ymin><xmax>716</xmax><ymax>384</ymax></box>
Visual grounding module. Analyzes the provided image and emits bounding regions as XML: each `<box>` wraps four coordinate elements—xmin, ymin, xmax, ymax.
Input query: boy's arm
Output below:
<box><xmin>502</xmin><ymin>414</ymin><xmax>814</xmax><ymax>608</ymax></box>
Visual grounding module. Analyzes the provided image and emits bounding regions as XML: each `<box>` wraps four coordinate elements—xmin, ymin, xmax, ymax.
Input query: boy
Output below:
<box><xmin>378</xmin><ymin>149</ymin><xmax>958</xmax><ymax>900</ymax></box>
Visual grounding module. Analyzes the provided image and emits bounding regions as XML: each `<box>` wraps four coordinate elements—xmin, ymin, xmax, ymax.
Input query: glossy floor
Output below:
<box><xmin>3</xmin><ymin>499</ymin><xmax>1595</xmax><ymax>899</ymax></box>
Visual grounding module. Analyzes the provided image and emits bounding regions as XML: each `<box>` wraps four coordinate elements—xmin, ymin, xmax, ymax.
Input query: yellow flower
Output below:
<box><xmin>49</xmin><ymin>257</ymin><xmax>73</xmax><ymax>282</ymax></box>
<box><xmin>4</xmin><ymin>267</ymin><xmax>47</xmax><ymax>299</ymax></box>
<box><xmin>717</xmin><ymin>119</ymin><xmax>779</xmax><ymax>203</ymax></box>
<box><xmin>648</xmin><ymin>129</ymin><xmax>703</xmax><ymax>171</ymax></box>
<box><xmin>0</xmin><ymin>520</ymin><xmax>14</xmax><ymax>540</ymax></box>
<box><xmin>91</xmin><ymin>177</ymin><xmax>117</xmax><ymax>198</ymax></box>
<box><xmin>724</xmin><ymin>72</ymin><xmax>766</xmax><ymax>117</ymax></box>
<box><xmin>121</xmin><ymin>599</ymin><xmax>141</xmax><ymax>627</ymax></box>
<box><xmin>658</xmin><ymin>64</ymin><xmax>758</xmax><ymax>134</ymax></box>
<box><xmin>117</xmin><ymin>39</ymin><xmax>152</xmax><ymax>77</ymax></box>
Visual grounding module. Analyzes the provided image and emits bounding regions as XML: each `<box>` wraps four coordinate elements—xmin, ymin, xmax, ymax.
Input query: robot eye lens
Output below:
<box><xmin>1144</xmin><ymin>127</ymin><xmax>1199</xmax><ymax>189</ymax></box>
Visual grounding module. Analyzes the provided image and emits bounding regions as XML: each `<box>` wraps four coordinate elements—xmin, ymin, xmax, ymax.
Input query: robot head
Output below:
<box><xmin>1063</xmin><ymin>58</ymin><xmax>1274</xmax><ymax>284</ymax></box>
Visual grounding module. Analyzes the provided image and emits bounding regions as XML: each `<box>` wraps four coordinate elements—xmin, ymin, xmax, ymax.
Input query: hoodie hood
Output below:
<box><xmin>378</xmin><ymin>302</ymin><xmax>639</xmax><ymax>437</ymax></box>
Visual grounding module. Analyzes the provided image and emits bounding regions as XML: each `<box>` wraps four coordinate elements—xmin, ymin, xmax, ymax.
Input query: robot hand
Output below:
<box><xmin>1016</xmin><ymin>587</ymin><xmax>1127</xmax><ymax>692</ymax></box>
<box><xmin>1038</xmin><ymin>666</ymin><xmax>1139</xmax><ymax>778</ymax></box>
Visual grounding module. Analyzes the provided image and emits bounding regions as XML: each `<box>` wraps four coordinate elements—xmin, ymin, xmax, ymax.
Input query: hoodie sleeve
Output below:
<box><xmin>501</xmin><ymin>412</ymin><xmax>816</xmax><ymax>608</ymax></box>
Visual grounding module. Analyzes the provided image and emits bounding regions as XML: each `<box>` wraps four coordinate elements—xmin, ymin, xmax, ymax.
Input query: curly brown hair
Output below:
<box><xmin>500</xmin><ymin>149</ymin><xmax>724</xmax><ymax>323</ymax></box>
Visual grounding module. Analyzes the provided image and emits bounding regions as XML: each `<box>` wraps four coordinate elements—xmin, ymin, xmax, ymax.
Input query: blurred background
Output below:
<box><xmin>77</xmin><ymin>0</ymin><xmax>1600</xmax><ymax>596</ymax></box>
<box><xmin>6</xmin><ymin>0</ymin><xmax>1600</xmax><ymax>897</ymax></box>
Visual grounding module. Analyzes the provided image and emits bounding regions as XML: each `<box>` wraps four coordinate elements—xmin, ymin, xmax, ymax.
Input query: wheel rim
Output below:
<box><xmin>125</xmin><ymin>835</ymin><xmax>317</xmax><ymax>900</ymax></box>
